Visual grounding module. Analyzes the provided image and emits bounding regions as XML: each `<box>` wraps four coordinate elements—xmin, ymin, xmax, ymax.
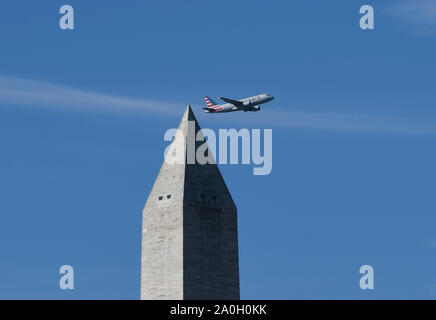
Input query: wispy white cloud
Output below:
<box><xmin>387</xmin><ymin>0</ymin><xmax>436</xmax><ymax>35</ymax></box>
<box><xmin>1</xmin><ymin>74</ymin><xmax>435</xmax><ymax>135</ymax></box>
<box><xmin>0</xmin><ymin>75</ymin><xmax>180</xmax><ymax>116</ymax></box>
<box><xmin>211</xmin><ymin>108</ymin><xmax>436</xmax><ymax>135</ymax></box>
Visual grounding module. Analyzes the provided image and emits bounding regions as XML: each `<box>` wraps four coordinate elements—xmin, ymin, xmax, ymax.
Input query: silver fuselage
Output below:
<box><xmin>206</xmin><ymin>94</ymin><xmax>274</xmax><ymax>113</ymax></box>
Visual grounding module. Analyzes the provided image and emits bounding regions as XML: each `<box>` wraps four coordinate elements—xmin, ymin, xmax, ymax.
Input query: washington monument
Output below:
<box><xmin>140</xmin><ymin>106</ymin><xmax>240</xmax><ymax>300</ymax></box>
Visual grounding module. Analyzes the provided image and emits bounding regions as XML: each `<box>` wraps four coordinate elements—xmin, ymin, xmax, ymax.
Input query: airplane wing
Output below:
<box><xmin>219</xmin><ymin>97</ymin><xmax>244</xmax><ymax>108</ymax></box>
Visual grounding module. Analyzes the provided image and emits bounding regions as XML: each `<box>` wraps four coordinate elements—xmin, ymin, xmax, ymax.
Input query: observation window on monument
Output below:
<box><xmin>200</xmin><ymin>194</ymin><xmax>206</xmax><ymax>202</ymax></box>
<box><xmin>158</xmin><ymin>196</ymin><xmax>163</xmax><ymax>201</ymax></box>
<box><xmin>167</xmin><ymin>195</ymin><xmax>171</xmax><ymax>199</ymax></box>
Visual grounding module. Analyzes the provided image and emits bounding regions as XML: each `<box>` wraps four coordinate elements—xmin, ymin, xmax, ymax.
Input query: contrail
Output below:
<box><xmin>220</xmin><ymin>109</ymin><xmax>436</xmax><ymax>135</ymax></box>
<box><xmin>0</xmin><ymin>75</ymin><xmax>180</xmax><ymax>116</ymax></box>
<box><xmin>1</xmin><ymin>75</ymin><xmax>435</xmax><ymax>135</ymax></box>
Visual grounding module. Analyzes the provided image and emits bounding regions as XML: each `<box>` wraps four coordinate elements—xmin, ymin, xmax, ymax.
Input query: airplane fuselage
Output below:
<box><xmin>203</xmin><ymin>93</ymin><xmax>274</xmax><ymax>113</ymax></box>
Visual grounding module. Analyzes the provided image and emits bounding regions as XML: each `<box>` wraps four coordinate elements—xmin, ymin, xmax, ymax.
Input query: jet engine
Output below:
<box><xmin>243</xmin><ymin>100</ymin><xmax>251</xmax><ymax>107</ymax></box>
<box><xmin>251</xmin><ymin>105</ymin><xmax>261</xmax><ymax>112</ymax></box>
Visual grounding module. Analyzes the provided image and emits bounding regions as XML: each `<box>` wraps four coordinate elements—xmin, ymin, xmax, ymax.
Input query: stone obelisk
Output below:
<box><xmin>140</xmin><ymin>106</ymin><xmax>239</xmax><ymax>300</ymax></box>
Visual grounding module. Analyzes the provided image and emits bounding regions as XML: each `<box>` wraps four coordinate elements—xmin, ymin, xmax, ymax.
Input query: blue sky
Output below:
<box><xmin>0</xmin><ymin>0</ymin><xmax>435</xmax><ymax>299</ymax></box>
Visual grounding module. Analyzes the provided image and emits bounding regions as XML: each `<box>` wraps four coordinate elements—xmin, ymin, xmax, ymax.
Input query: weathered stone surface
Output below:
<box><xmin>140</xmin><ymin>106</ymin><xmax>239</xmax><ymax>300</ymax></box>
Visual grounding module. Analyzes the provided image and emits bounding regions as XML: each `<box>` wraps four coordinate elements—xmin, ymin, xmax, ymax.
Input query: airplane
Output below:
<box><xmin>202</xmin><ymin>93</ymin><xmax>274</xmax><ymax>113</ymax></box>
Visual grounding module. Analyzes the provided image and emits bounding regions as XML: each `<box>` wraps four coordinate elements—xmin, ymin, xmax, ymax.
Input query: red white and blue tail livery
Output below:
<box><xmin>202</xmin><ymin>93</ymin><xmax>274</xmax><ymax>113</ymax></box>
<box><xmin>203</xmin><ymin>96</ymin><xmax>221</xmax><ymax>111</ymax></box>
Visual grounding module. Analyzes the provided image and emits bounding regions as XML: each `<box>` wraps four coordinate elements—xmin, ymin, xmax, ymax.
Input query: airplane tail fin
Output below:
<box><xmin>203</xmin><ymin>96</ymin><xmax>219</xmax><ymax>108</ymax></box>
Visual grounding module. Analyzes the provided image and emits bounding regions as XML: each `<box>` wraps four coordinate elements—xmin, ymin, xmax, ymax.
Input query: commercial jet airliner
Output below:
<box><xmin>202</xmin><ymin>94</ymin><xmax>274</xmax><ymax>113</ymax></box>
